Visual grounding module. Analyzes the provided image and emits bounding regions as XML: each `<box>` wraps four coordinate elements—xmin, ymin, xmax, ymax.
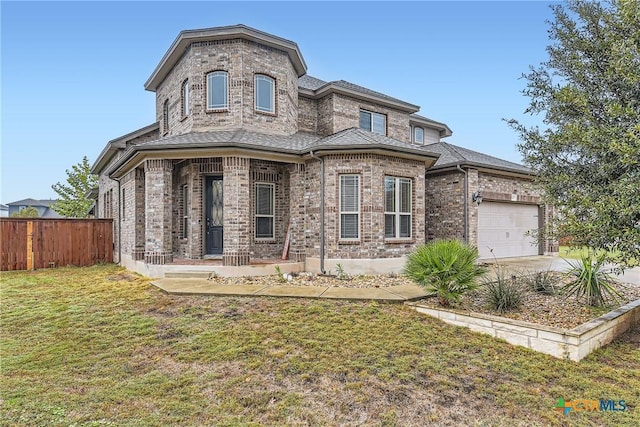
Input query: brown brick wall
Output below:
<box><xmin>305</xmin><ymin>153</ymin><xmax>426</xmax><ymax>259</ymax></box>
<box><xmin>155</xmin><ymin>39</ymin><xmax>299</xmax><ymax>138</ymax></box>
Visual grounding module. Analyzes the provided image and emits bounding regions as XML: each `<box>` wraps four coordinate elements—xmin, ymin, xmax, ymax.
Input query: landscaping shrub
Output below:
<box><xmin>404</xmin><ymin>239</ymin><xmax>486</xmax><ymax>306</ymax></box>
<box><xmin>483</xmin><ymin>268</ymin><xmax>524</xmax><ymax>313</ymax></box>
<box><xmin>528</xmin><ymin>269</ymin><xmax>557</xmax><ymax>295</ymax></box>
<box><xmin>562</xmin><ymin>254</ymin><xmax>622</xmax><ymax>307</ymax></box>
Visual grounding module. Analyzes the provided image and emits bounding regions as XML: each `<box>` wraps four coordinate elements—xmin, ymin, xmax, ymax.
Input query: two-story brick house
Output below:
<box><xmin>92</xmin><ymin>25</ymin><xmax>556</xmax><ymax>277</ymax></box>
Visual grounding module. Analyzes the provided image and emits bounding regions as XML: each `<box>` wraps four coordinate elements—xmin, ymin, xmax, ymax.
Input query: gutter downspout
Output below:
<box><xmin>456</xmin><ymin>164</ymin><xmax>468</xmax><ymax>243</ymax></box>
<box><xmin>309</xmin><ymin>150</ymin><xmax>326</xmax><ymax>274</ymax></box>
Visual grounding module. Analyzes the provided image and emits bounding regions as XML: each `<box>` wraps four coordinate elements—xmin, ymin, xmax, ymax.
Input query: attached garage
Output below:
<box><xmin>477</xmin><ymin>202</ymin><xmax>540</xmax><ymax>259</ymax></box>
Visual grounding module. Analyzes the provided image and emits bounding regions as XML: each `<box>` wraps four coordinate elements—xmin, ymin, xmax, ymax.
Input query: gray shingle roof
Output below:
<box><xmin>427</xmin><ymin>142</ymin><xmax>533</xmax><ymax>175</ymax></box>
<box><xmin>309</xmin><ymin>128</ymin><xmax>440</xmax><ymax>158</ymax></box>
<box><xmin>298</xmin><ymin>75</ymin><xmax>327</xmax><ymax>91</ymax></box>
<box><xmin>7</xmin><ymin>198</ymin><xmax>57</xmax><ymax>207</ymax></box>
<box><xmin>107</xmin><ymin>128</ymin><xmax>442</xmax><ymax>176</ymax></box>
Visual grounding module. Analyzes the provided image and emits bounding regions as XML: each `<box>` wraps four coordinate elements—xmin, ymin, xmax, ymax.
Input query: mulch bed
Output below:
<box><xmin>211</xmin><ymin>271</ymin><xmax>640</xmax><ymax>330</ymax></box>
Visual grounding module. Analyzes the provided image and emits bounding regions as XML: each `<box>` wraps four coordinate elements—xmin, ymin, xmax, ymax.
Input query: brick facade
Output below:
<box><xmin>425</xmin><ymin>168</ymin><xmax>556</xmax><ymax>255</ymax></box>
<box><xmin>94</xmin><ymin>25</ymin><xmax>552</xmax><ymax>272</ymax></box>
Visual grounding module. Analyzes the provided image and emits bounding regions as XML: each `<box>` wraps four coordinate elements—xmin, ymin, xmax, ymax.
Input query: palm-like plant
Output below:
<box><xmin>404</xmin><ymin>240</ymin><xmax>486</xmax><ymax>306</ymax></box>
<box><xmin>563</xmin><ymin>254</ymin><xmax>622</xmax><ymax>307</ymax></box>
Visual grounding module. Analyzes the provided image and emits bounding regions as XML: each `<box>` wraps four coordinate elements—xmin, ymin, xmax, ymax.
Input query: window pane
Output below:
<box><xmin>340</xmin><ymin>176</ymin><xmax>359</xmax><ymax>212</ymax></box>
<box><xmin>372</xmin><ymin>113</ymin><xmax>386</xmax><ymax>135</ymax></box>
<box><xmin>400</xmin><ymin>179</ymin><xmax>411</xmax><ymax>213</ymax></box>
<box><xmin>400</xmin><ymin>215</ymin><xmax>411</xmax><ymax>237</ymax></box>
<box><xmin>255</xmin><ymin>75</ymin><xmax>274</xmax><ymax>112</ymax></box>
<box><xmin>414</xmin><ymin>127</ymin><xmax>424</xmax><ymax>143</ymax></box>
<box><xmin>183</xmin><ymin>81</ymin><xmax>189</xmax><ymax>116</ymax></box>
<box><xmin>256</xmin><ymin>184</ymin><xmax>273</xmax><ymax>215</ymax></box>
<box><xmin>385</xmin><ymin>214</ymin><xmax>395</xmax><ymax>238</ymax></box>
<box><xmin>359</xmin><ymin>111</ymin><xmax>371</xmax><ymax>131</ymax></box>
<box><xmin>207</xmin><ymin>72</ymin><xmax>228</xmax><ymax>109</ymax></box>
<box><xmin>384</xmin><ymin>177</ymin><xmax>395</xmax><ymax>212</ymax></box>
<box><xmin>256</xmin><ymin>217</ymin><xmax>274</xmax><ymax>238</ymax></box>
<box><xmin>341</xmin><ymin>214</ymin><xmax>358</xmax><ymax>239</ymax></box>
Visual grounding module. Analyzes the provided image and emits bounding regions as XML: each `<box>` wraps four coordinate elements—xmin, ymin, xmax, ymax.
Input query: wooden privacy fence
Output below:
<box><xmin>0</xmin><ymin>218</ymin><xmax>113</xmax><ymax>271</ymax></box>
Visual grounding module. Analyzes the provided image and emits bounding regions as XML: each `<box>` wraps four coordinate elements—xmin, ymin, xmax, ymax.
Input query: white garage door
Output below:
<box><xmin>477</xmin><ymin>202</ymin><xmax>540</xmax><ymax>259</ymax></box>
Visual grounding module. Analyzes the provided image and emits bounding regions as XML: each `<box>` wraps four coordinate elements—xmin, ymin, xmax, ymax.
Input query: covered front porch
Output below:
<box><xmin>116</xmin><ymin>154</ymin><xmax>308</xmax><ymax>269</ymax></box>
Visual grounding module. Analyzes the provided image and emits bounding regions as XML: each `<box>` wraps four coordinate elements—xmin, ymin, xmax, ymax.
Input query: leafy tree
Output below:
<box><xmin>51</xmin><ymin>156</ymin><xmax>98</xmax><ymax>218</ymax></box>
<box><xmin>507</xmin><ymin>0</ymin><xmax>640</xmax><ymax>266</ymax></box>
<box><xmin>10</xmin><ymin>206</ymin><xmax>40</xmax><ymax>218</ymax></box>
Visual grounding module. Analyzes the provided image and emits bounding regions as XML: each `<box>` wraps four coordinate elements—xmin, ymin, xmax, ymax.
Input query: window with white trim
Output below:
<box><xmin>206</xmin><ymin>71</ymin><xmax>228</xmax><ymax>110</ymax></box>
<box><xmin>182</xmin><ymin>184</ymin><xmax>189</xmax><ymax>239</ymax></box>
<box><xmin>414</xmin><ymin>127</ymin><xmax>424</xmax><ymax>144</ymax></box>
<box><xmin>255</xmin><ymin>74</ymin><xmax>275</xmax><ymax>113</ymax></box>
<box><xmin>339</xmin><ymin>175</ymin><xmax>360</xmax><ymax>239</ymax></box>
<box><xmin>385</xmin><ymin>176</ymin><xmax>412</xmax><ymax>238</ymax></box>
<box><xmin>255</xmin><ymin>183</ymin><xmax>275</xmax><ymax>239</ymax></box>
<box><xmin>182</xmin><ymin>79</ymin><xmax>189</xmax><ymax>117</ymax></box>
<box><xmin>359</xmin><ymin>110</ymin><xmax>386</xmax><ymax>135</ymax></box>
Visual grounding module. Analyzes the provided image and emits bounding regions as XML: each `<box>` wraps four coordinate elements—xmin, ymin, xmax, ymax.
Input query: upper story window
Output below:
<box><xmin>339</xmin><ymin>175</ymin><xmax>360</xmax><ymax>240</ymax></box>
<box><xmin>385</xmin><ymin>176</ymin><xmax>412</xmax><ymax>238</ymax></box>
<box><xmin>181</xmin><ymin>80</ymin><xmax>189</xmax><ymax>117</ymax></box>
<box><xmin>255</xmin><ymin>74</ymin><xmax>275</xmax><ymax>113</ymax></box>
<box><xmin>413</xmin><ymin>127</ymin><xmax>424</xmax><ymax>144</ymax></box>
<box><xmin>359</xmin><ymin>110</ymin><xmax>386</xmax><ymax>135</ymax></box>
<box><xmin>163</xmin><ymin>99</ymin><xmax>170</xmax><ymax>133</ymax></box>
<box><xmin>206</xmin><ymin>71</ymin><xmax>228</xmax><ymax>110</ymax></box>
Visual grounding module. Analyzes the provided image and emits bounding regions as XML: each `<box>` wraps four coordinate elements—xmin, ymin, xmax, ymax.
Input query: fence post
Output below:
<box><xmin>26</xmin><ymin>220</ymin><xmax>34</xmax><ymax>271</ymax></box>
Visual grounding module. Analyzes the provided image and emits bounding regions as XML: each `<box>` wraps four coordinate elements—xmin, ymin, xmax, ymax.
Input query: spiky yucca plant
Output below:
<box><xmin>404</xmin><ymin>240</ymin><xmax>486</xmax><ymax>306</ymax></box>
<box><xmin>563</xmin><ymin>254</ymin><xmax>622</xmax><ymax>307</ymax></box>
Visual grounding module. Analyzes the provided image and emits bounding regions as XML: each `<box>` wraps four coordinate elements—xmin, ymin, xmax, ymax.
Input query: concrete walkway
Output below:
<box><xmin>151</xmin><ymin>278</ymin><xmax>428</xmax><ymax>302</ymax></box>
<box><xmin>151</xmin><ymin>256</ymin><xmax>638</xmax><ymax>301</ymax></box>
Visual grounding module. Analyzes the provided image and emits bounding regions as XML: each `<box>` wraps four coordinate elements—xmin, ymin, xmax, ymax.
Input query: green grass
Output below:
<box><xmin>2</xmin><ymin>265</ymin><xmax>639</xmax><ymax>426</ymax></box>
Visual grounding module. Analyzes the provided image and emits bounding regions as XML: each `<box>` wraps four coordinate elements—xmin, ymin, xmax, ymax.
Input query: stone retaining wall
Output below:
<box><xmin>407</xmin><ymin>299</ymin><xmax>640</xmax><ymax>361</ymax></box>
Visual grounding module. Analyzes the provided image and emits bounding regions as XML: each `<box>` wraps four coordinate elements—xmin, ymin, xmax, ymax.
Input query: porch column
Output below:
<box><xmin>133</xmin><ymin>167</ymin><xmax>146</xmax><ymax>260</ymax></box>
<box><xmin>288</xmin><ymin>163</ymin><xmax>306</xmax><ymax>262</ymax></box>
<box><xmin>144</xmin><ymin>159</ymin><xmax>173</xmax><ymax>264</ymax></box>
<box><xmin>223</xmin><ymin>156</ymin><xmax>250</xmax><ymax>266</ymax></box>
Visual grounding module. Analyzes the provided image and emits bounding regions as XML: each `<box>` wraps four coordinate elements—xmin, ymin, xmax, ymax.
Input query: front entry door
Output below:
<box><xmin>205</xmin><ymin>176</ymin><xmax>223</xmax><ymax>255</ymax></box>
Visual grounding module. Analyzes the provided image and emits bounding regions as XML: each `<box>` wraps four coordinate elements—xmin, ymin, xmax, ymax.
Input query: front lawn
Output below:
<box><xmin>1</xmin><ymin>265</ymin><xmax>638</xmax><ymax>426</ymax></box>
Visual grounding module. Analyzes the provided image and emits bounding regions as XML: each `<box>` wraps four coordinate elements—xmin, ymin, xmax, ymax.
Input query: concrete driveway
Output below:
<box><xmin>483</xmin><ymin>255</ymin><xmax>639</xmax><ymax>286</ymax></box>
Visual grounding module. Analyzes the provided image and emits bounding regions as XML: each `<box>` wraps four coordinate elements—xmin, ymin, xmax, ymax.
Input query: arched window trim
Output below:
<box><xmin>254</xmin><ymin>74</ymin><xmax>275</xmax><ymax>114</ymax></box>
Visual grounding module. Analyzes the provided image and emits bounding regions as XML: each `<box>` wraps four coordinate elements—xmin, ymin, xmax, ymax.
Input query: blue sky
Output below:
<box><xmin>1</xmin><ymin>1</ymin><xmax>556</xmax><ymax>205</ymax></box>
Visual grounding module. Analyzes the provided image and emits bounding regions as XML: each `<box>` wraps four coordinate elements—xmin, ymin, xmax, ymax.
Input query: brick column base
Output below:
<box><xmin>145</xmin><ymin>251</ymin><xmax>173</xmax><ymax>265</ymax></box>
<box><xmin>223</xmin><ymin>250</ymin><xmax>250</xmax><ymax>266</ymax></box>
<box><xmin>290</xmin><ymin>248</ymin><xmax>306</xmax><ymax>262</ymax></box>
<box><xmin>132</xmin><ymin>247</ymin><xmax>145</xmax><ymax>261</ymax></box>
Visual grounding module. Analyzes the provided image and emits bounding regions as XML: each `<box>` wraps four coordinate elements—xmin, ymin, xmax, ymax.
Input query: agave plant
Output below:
<box><xmin>562</xmin><ymin>254</ymin><xmax>622</xmax><ymax>307</ymax></box>
<box><xmin>404</xmin><ymin>239</ymin><xmax>486</xmax><ymax>306</ymax></box>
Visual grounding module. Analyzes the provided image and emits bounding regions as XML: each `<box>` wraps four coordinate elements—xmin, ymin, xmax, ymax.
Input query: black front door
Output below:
<box><xmin>205</xmin><ymin>176</ymin><xmax>223</xmax><ymax>255</ymax></box>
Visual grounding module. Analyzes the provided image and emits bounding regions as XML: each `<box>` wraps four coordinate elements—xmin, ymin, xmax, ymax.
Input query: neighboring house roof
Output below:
<box><xmin>6</xmin><ymin>199</ymin><xmax>62</xmax><ymax>218</ymax></box>
<box><xmin>105</xmin><ymin>128</ymin><xmax>441</xmax><ymax>178</ymax></box>
<box><xmin>426</xmin><ymin>142</ymin><xmax>534</xmax><ymax>176</ymax></box>
<box><xmin>7</xmin><ymin>198</ymin><xmax>57</xmax><ymax>207</ymax></box>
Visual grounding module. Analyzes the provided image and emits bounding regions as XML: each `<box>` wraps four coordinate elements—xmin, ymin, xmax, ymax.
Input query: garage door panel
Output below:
<box><xmin>478</xmin><ymin>202</ymin><xmax>539</xmax><ymax>259</ymax></box>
